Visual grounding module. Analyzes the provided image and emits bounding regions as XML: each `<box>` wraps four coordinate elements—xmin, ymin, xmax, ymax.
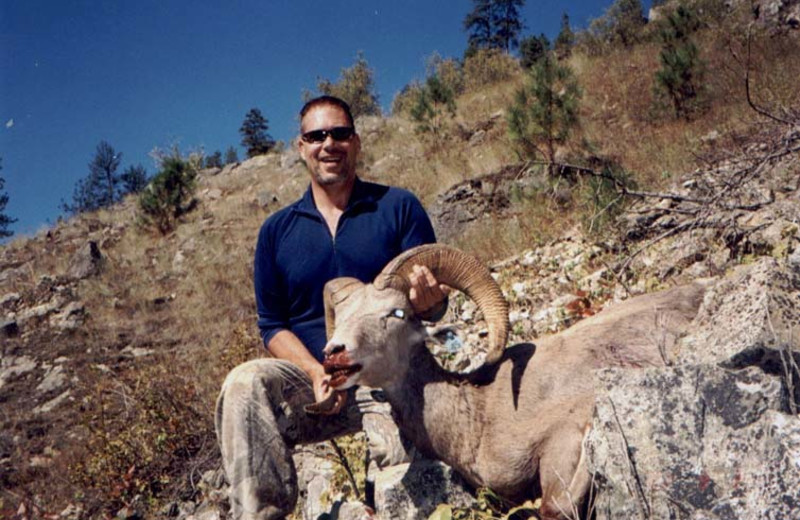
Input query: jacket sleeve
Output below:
<box><xmin>399</xmin><ymin>192</ymin><xmax>437</xmax><ymax>251</ymax></box>
<box><xmin>254</xmin><ymin>221</ymin><xmax>288</xmax><ymax>348</ymax></box>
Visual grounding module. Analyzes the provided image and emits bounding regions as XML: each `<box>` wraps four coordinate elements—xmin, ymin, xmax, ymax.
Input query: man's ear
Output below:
<box><xmin>297</xmin><ymin>136</ymin><xmax>308</xmax><ymax>162</ymax></box>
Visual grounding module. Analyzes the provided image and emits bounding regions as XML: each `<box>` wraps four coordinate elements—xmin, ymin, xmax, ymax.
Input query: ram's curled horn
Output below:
<box><xmin>376</xmin><ymin>244</ymin><xmax>509</xmax><ymax>364</ymax></box>
<box><xmin>323</xmin><ymin>277</ymin><xmax>364</xmax><ymax>341</ymax></box>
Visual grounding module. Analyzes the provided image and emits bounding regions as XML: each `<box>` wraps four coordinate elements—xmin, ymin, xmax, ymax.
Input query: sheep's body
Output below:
<box><xmin>325</xmin><ymin>267</ymin><xmax>708</xmax><ymax>518</ymax></box>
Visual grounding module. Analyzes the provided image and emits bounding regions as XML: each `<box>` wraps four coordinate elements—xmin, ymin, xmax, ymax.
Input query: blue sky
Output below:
<box><xmin>1</xmin><ymin>0</ymin><xmax>626</xmax><ymax>238</ymax></box>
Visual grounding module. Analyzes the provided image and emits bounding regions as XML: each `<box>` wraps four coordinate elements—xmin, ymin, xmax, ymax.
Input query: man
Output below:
<box><xmin>216</xmin><ymin>95</ymin><xmax>447</xmax><ymax>519</ymax></box>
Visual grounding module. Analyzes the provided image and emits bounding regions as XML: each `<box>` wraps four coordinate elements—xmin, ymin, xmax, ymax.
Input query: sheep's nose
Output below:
<box><xmin>324</xmin><ymin>342</ymin><xmax>345</xmax><ymax>357</ymax></box>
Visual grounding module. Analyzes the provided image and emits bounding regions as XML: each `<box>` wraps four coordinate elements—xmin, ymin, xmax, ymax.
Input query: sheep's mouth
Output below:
<box><xmin>323</xmin><ymin>358</ymin><xmax>362</xmax><ymax>388</ymax></box>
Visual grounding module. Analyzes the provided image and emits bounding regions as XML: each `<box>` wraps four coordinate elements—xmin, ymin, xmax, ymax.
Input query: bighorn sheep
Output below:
<box><xmin>320</xmin><ymin>244</ymin><xmax>706</xmax><ymax>519</ymax></box>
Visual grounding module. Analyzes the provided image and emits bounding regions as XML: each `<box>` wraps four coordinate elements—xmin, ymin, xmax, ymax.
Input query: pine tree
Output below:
<box><xmin>224</xmin><ymin>146</ymin><xmax>239</xmax><ymax>165</ymax></box>
<box><xmin>120</xmin><ymin>164</ymin><xmax>149</xmax><ymax>195</ymax></box>
<box><xmin>464</xmin><ymin>0</ymin><xmax>525</xmax><ymax>54</ymax></box>
<box><xmin>507</xmin><ymin>54</ymin><xmax>581</xmax><ymax>177</ymax></box>
<box><xmin>138</xmin><ymin>156</ymin><xmax>197</xmax><ymax>234</ymax></box>
<box><xmin>62</xmin><ymin>141</ymin><xmax>123</xmax><ymax>214</ymax></box>
<box><xmin>239</xmin><ymin>108</ymin><xmax>275</xmax><ymax>158</ymax></box>
<box><xmin>0</xmin><ymin>158</ymin><xmax>16</xmax><ymax>238</ymax></box>
<box><xmin>464</xmin><ymin>0</ymin><xmax>495</xmax><ymax>53</ymax></box>
<box><xmin>492</xmin><ymin>0</ymin><xmax>525</xmax><ymax>52</ymax></box>
<box><xmin>520</xmin><ymin>33</ymin><xmax>550</xmax><ymax>69</ymax></box>
<box><xmin>655</xmin><ymin>5</ymin><xmax>705</xmax><ymax>119</ymax></box>
<box><xmin>316</xmin><ymin>52</ymin><xmax>380</xmax><ymax>118</ymax></box>
<box><xmin>409</xmin><ymin>74</ymin><xmax>457</xmax><ymax>140</ymax></box>
<box><xmin>554</xmin><ymin>12</ymin><xmax>575</xmax><ymax>58</ymax></box>
<box><xmin>205</xmin><ymin>151</ymin><xmax>223</xmax><ymax>169</ymax></box>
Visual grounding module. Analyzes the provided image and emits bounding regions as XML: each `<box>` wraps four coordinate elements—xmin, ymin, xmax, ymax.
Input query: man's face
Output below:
<box><xmin>298</xmin><ymin>104</ymin><xmax>360</xmax><ymax>187</ymax></box>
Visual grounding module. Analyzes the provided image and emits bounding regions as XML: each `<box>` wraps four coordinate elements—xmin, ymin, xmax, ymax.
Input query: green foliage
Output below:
<box><xmin>463</xmin><ymin>48</ymin><xmax>520</xmax><ymax>91</ymax></box>
<box><xmin>138</xmin><ymin>155</ymin><xmax>197</xmax><ymax>234</ymax></box>
<box><xmin>427</xmin><ymin>52</ymin><xmax>465</xmax><ymax>97</ymax></box>
<box><xmin>410</xmin><ymin>74</ymin><xmax>457</xmax><ymax>139</ymax></box>
<box><xmin>62</xmin><ymin>141</ymin><xmax>125</xmax><ymax>215</ymax></box>
<box><xmin>507</xmin><ymin>54</ymin><xmax>581</xmax><ymax>176</ymax></box>
<box><xmin>391</xmin><ymin>81</ymin><xmax>424</xmax><ymax>116</ymax></box>
<box><xmin>205</xmin><ymin>150</ymin><xmax>223</xmax><ymax>169</ymax></box>
<box><xmin>577</xmin><ymin>160</ymin><xmax>633</xmax><ymax>237</ymax></box>
<box><xmin>0</xmin><ymin>158</ymin><xmax>15</xmax><ymax>238</ymax></box>
<box><xmin>519</xmin><ymin>33</ymin><xmax>550</xmax><ymax>69</ymax></box>
<box><xmin>120</xmin><ymin>164</ymin><xmax>149</xmax><ymax>195</ymax></box>
<box><xmin>316</xmin><ymin>52</ymin><xmax>380</xmax><ymax>118</ymax></box>
<box><xmin>464</xmin><ymin>0</ymin><xmax>526</xmax><ymax>54</ymax></box>
<box><xmin>239</xmin><ymin>108</ymin><xmax>276</xmax><ymax>158</ymax></box>
<box><xmin>654</xmin><ymin>5</ymin><xmax>707</xmax><ymax>119</ymax></box>
<box><xmin>554</xmin><ymin>12</ymin><xmax>575</xmax><ymax>58</ymax></box>
<box><xmin>588</xmin><ymin>0</ymin><xmax>646</xmax><ymax>48</ymax></box>
<box><xmin>224</xmin><ymin>145</ymin><xmax>239</xmax><ymax>165</ymax></box>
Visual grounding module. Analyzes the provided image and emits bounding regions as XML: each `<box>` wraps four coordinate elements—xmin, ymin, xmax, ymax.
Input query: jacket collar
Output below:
<box><xmin>294</xmin><ymin>177</ymin><xmax>377</xmax><ymax>216</ymax></box>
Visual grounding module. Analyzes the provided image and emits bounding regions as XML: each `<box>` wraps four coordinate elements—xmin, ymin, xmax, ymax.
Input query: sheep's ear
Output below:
<box><xmin>323</xmin><ymin>277</ymin><xmax>364</xmax><ymax>341</ymax></box>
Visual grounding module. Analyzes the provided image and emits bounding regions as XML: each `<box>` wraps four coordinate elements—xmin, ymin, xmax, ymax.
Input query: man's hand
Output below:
<box><xmin>408</xmin><ymin>264</ymin><xmax>450</xmax><ymax>318</ymax></box>
<box><xmin>308</xmin><ymin>367</ymin><xmax>347</xmax><ymax>415</ymax></box>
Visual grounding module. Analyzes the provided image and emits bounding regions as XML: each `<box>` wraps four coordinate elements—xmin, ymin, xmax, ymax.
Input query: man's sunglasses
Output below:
<box><xmin>301</xmin><ymin>126</ymin><xmax>355</xmax><ymax>144</ymax></box>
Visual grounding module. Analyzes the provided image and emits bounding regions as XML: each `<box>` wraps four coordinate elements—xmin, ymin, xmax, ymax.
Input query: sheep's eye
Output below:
<box><xmin>389</xmin><ymin>309</ymin><xmax>406</xmax><ymax>319</ymax></box>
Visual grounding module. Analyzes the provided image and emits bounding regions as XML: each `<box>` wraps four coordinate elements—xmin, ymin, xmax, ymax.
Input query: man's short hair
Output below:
<box><xmin>299</xmin><ymin>95</ymin><xmax>355</xmax><ymax>130</ymax></box>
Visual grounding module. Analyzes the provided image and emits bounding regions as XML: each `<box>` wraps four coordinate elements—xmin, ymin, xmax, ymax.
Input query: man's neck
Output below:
<box><xmin>310</xmin><ymin>177</ymin><xmax>356</xmax><ymax>236</ymax></box>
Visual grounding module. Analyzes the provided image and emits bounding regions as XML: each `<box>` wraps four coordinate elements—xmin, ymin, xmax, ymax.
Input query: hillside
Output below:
<box><xmin>2</xmin><ymin>3</ymin><xmax>799</xmax><ymax>519</ymax></box>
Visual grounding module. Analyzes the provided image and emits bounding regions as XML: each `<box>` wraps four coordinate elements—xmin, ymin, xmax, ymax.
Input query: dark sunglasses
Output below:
<box><xmin>301</xmin><ymin>126</ymin><xmax>355</xmax><ymax>143</ymax></box>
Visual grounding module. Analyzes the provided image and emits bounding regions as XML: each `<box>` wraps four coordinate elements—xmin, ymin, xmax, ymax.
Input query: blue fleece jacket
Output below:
<box><xmin>254</xmin><ymin>178</ymin><xmax>436</xmax><ymax>361</ymax></box>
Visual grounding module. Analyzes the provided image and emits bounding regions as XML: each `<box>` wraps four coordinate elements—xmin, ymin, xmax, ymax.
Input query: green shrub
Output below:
<box><xmin>410</xmin><ymin>74</ymin><xmax>457</xmax><ymax>139</ymax></box>
<box><xmin>138</xmin><ymin>156</ymin><xmax>197</xmax><ymax>234</ymax></box>
<box><xmin>507</xmin><ymin>54</ymin><xmax>581</xmax><ymax>176</ymax></box>
<box><xmin>653</xmin><ymin>5</ymin><xmax>707</xmax><ymax>120</ymax></box>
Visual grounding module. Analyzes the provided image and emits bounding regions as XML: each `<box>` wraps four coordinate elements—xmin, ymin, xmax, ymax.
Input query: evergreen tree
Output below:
<box><xmin>409</xmin><ymin>74</ymin><xmax>457</xmax><ymax>140</ymax></box>
<box><xmin>239</xmin><ymin>108</ymin><xmax>276</xmax><ymax>158</ymax></box>
<box><xmin>224</xmin><ymin>146</ymin><xmax>239</xmax><ymax>165</ymax></box>
<box><xmin>138</xmin><ymin>155</ymin><xmax>197</xmax><ymax>234</ymax></box>
<box><xmin>464</xmin><ymin>0</ymin><xmax>495</xmax><ymax>53</ymax></box>
<box><xmin>507</xmin><ymin>53</ymin><xmax>581</xmax><ymax>177</ymax></box>
<box><xmin>608</xmin><ymin>0</ymin><xmax>646</xmax><ymax>47</ymax></box>
<box><xmin>464</xmin><ymin>0</ymin><xmax>525</xmax><ymax>53</ymax></box>
<box><xmin>62</xmin><ymin>141</ymin><xmax>123</xmax><ymax>214</ymax></box>
<box><xmin>520</xmin><ymin>33</ymin><xmax>550</xmax><ymax>69</ymax></box>
<box><xmin>120</xmin><ymin>164</ymin><xmax>149</xmax><ymax>195</ymax></box>
<box><xmin>492</xmin><ymin>0</ymin><xmax>525</xmax><ymax>52</ymax></box>
<box><xmin>0</xmin><ymin>158</ymin><xmax>16</xmax><ymax>238</ymax></box>
<box><xmin>316</xmin><ymin>52</ymin><xmax>380</xmax><ymax>118</ymax></box>
<box><xmin>205</xmin><ymin>150</ymin><xmax>223</xmax><ymax>169</ymax></box>
<box><xmin>554</xmin><ymin>12</ymin><xmax>575</xmax><ymax>58</ymax></box>
<box><xmin>655</xmin><ymin>5</ymin><xmax>705</xmax><ymax>119</ymax></box>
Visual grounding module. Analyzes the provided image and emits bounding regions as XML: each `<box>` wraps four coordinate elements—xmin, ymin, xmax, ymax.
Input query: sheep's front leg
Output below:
<box><xmin>538</xmin><ymin>423</ymin><xmax>592</xmax><ymax>519</ymax></box>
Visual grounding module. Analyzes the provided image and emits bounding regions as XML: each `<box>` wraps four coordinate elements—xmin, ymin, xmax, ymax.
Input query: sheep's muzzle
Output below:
<box><xmin>323</xmin><ymin>351</ymin><xmax>362</xmax><ymax>388</ymax></box>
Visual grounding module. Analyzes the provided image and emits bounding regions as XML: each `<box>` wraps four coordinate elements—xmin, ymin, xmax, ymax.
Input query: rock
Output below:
<box><xmin>372</xmin><ymin>459</ymin><xmax>476</xmax><ymax>520</ymax></box>
<box><xmin>280</xmin><ymin>147</ymin><xmax>302</xmax><ymax>170</ymax></box>
<box><xmin>67</xmin><ymin>241</ymin><xmax>104</xmax><ymax>279</ymax></box>
<box><xmin>51</xmin><ymin>301</ymin><xmax>85</xmax><ymax>329</ymax></box>
<box><xmin>36</xmin><ymin>365</ymin><xmax>66</xmax><ymax>394</ymax></box>
<box><xmin>0</xmin><ymin>292</ymin><xmax>20</xmax><ymax>308</ymax></box>
<box><xmin>588</xmin><ymin>365</ymin><xmax>792</xmax><ymax>519</ymax></box>
<box><xmin>206</xmin><ymin>188</ymin><xmax>223</xmax><ymax>200</ymax></box>
<box><xmin>1</xmin><ymin>319</ymin><xmax>19</xmax><ymax>338</ymax></box>
<box><xmin>173</xmin><ymin>250</ymin><xmax>186</xmax><ymax>272</ymax></box>
<box><xmin>33</xmin><ymin>390</ymin><xmax>71</xmax><ymax>414</ymax></box>
<box><xmin>674</xmin><ymin>258</ymin><xmax>800</xmax><ymax>366</ymax></box>
<box><xmin>220</xmin><ymin>163</ymin><xmax>237</xmax><ymax>176</ymax></box>
<box><xmin>1</xmin><ymin>355</ymin><xmax>37</xmax><ymax>389</ymax></box>
<box><xmin>294</xmin><ymin>446</ymin><xmax>338</xmax><ymax>520</ymax></box>
<box><xmin>256</xmin><ymin>190</ymin><xmax>278</xmax><ymax>209</ymax></box>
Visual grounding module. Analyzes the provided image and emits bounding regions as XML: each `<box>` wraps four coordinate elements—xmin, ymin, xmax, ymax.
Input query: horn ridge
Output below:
<box><xmin>379</xmin><ymin>244</ymin><xmax>509</xmax><ymax>364</ymax></box>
